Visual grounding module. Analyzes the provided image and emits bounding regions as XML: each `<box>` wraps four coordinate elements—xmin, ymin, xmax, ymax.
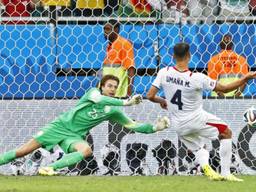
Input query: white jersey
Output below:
<box><xmin>152</xmin><ymin>66</ymin><xmax>216</xmax><ymax>121</ymax></box>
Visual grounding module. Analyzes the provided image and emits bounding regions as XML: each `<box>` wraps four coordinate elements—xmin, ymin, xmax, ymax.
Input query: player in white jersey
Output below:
<box><xmin>147</xmin><ymin>43</ymin><xmax>256</xmax><ymax>182</ymax></box>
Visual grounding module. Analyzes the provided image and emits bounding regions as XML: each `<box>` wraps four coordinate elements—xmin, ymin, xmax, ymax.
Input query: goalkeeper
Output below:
<box><xmin>0</xmin><ymin>75</ymin><xmax>170</xmax><ymax>176</ymax></box>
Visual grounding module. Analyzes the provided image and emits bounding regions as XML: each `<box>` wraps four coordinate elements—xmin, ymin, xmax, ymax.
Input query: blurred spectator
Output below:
<box><xmin>208</xmin><ymin>34</ymin><xmax>249</xmax><ymax>97</ymax></box>
<box><xmin>249</xmin><ymin>0</ymin><xmax>256</xmax><ymax>16</ymax></box>
<box><xmin>218</xmin><ymin>0</ymin><xmax>250</xmax><ymax>22</ymax></box>
<box><xmin>42</xmin><ymin>0</ymin><xmax>71</xmax><ymax>8</ymax></box>
<box><xmin>105</xmin><ymin>0</ymin><xmax>119</xmax><ymax>16</ymax></box>
<box><xmin>75</xmin><ymin>0</ymin><xmax>104</xmax><ymax>17</ymax></box>
<box><xmin>103</xmin><ymin>19</ymin><xmax>135</xmax><ymax>97</ymax></box>
<box><xmin>118</xmin><ymin>0</ymin><xmax>158</xmax><ymax>18</ymax></box>
<box><xmin>41</xmin><ymin>0</ymin><xmax>72</xmax><ymax>23</ymax></box>
<box><xmin>187</xmin><ymin>0</ymin><xmax>219</xmax><ymax>24</ymax></box>
<box><xmin>1</xmin><ymin>0</ymin><xmax>35</xmax><ymax>24</ymax></box>
<box><xmin>31</xmin><ymin>0</ymin><xmax>47</xmax><ymax>18</ymax></box>
<box><xmin>148</xmin><ymin>0</ymin><xmax>189</xmax><ymax>23</ymax></box>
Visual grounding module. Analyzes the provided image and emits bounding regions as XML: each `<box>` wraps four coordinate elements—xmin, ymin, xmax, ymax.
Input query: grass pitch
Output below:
<box><xmin>0</xmin><ymin>175</ymin><xmax>255</xmax><ymax>192</ymax></box>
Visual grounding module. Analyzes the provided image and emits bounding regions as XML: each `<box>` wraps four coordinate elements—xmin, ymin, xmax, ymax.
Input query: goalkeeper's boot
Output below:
<box><xmin>224</xmin><ymin>174</ymin><xmax>243</xmax><ymax>182</ymax></box>
<box><xmin>38</xmin><ymin>167</ymin><xmax>57</xmax><ymax>176</ymax></box>
<box><xmin>155</xmin><ymin>116</ymin><xmax>170</xmax><ymax>131</ymax></box>
<box><xmin>202</xmin><ymin>165</ymin><xmax>224</xmax><ymax>181</ymax></box>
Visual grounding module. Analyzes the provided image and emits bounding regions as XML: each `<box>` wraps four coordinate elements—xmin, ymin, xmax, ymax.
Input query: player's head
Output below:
<box><xmin>173</xmin><ymin>43</ymin><xmax>191</xmax><ymax>62</ymax></box>
<box><xmin>104</xmin><ymin>19</ymin><xmax>120</xmax><ymax>42</ymax></box>
<box><xmin>100</xmin><ymin>75</ymin><xmax>120</xmax><ymax>97</ymax></box>
<box><xmin>220</xmin><ymin>34</ymin><xmax>233</xmax><ymax>50</ymax></box>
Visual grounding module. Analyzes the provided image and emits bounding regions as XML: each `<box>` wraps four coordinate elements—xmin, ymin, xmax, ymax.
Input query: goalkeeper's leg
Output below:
<box><xmin>39</xmin><ymin>141</ymin><xmax>91</xmax><ymax>176</ymax></box>
<box><xmin>0</xmin><ymin>139</ymin><xmax>41</xmax><ymax>166</ymax></box>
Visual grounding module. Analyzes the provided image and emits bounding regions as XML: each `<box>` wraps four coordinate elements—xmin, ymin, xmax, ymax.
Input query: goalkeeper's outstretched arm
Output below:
<box><xmin>88</xmin><ymin>89</ymin><xmax>143</xmax><ymax>106</ymax></box>
<box><xmin>109</xmin><ymin>109</ymin><xmax>170</xmax><ymax>134</ymax></box>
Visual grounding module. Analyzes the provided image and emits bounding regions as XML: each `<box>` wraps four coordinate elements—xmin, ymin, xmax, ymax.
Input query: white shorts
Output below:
<box><xmin>173</xmin><ymin>110</ymin><xmax>228</xmax><ymax>151</ymax></box>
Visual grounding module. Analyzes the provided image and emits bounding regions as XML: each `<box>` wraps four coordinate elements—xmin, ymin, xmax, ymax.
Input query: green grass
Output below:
<box><xmin>0</xmin><ymin>175</ymin><xmax>255</xmax><ymax>192</ymax></box>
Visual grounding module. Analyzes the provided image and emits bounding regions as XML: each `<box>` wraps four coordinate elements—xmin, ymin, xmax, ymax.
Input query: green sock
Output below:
<box><xmin>0</xmin><ymin>150</ymin><xmax>16</xmax><ymax>165</ymax></box>
<box><xmin>49</xmin><ymin>152</ymin><xmax>84</xmax><ymax>170</ymax></box>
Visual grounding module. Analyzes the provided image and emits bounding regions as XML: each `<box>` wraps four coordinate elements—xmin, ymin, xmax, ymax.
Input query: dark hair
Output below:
<box><xmin>99</xmin><ymin>75</ymin><xmax>119</xmax><ymax>90</ymax></box>
<box><xmin>106</xmin><ymin>19</ymin><xmax>120</xmax><ymax>30</ymax></box>
<box><xmin>220</xmin><ymin>34</ymin><xmax>233</xmax><ymax>50</ymax></box>
<box><xmin>173</xmin><ymin>43</ymin><xmax>190</xmax><ymax>59</ymax></box>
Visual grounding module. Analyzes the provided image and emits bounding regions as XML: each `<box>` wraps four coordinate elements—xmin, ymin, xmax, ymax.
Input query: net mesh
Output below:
<box><xmin>0</xmin><ymin>0</ymin><xmax>256</xmax><ymax>175</ymax></box>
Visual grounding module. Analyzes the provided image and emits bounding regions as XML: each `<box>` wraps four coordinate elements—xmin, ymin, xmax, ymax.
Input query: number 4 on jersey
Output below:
<box><xmin>170</xmin><ymin>89</ymin><xmax>183</xmax><ymax>110</ymax></box>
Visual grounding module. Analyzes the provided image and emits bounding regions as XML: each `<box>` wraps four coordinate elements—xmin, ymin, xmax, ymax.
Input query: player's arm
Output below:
<box><xmin>147</xmin><ymin>86</ymin><xmax>168</xmax><ymax>110</ymax></box>
<box><xmin>214</xmin><ymin>71</ymin><xmax>256</xmax><ymax>93</ymax></box>
<box><xmin>88</xmin><ymin>89</ymin><xmax>142</xmax><ymax>106</ymax></box>
<box><xmin>146</xmin><ymin>68</ymin><xmax>168</xmax><ymax>109</ymax></box>
<box><xmin>109</xmin><ymin>109</ymin><xmax>169</xmax><ymax>133</ymax></box>
<box><xmin>234</xmin><ymin>84</ymin><xmax>246</xmax><ymax>97</ymax></box>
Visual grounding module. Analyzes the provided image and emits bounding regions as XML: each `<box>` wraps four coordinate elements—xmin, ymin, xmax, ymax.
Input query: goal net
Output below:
<box><xmin>0</xmin><ymin>0</ymin><xmax>256</xmax><ymax>176</ymax></box>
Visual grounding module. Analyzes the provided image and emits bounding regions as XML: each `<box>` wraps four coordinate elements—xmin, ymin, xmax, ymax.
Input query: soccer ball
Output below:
<box><xmin>243</xmin><ymin>106</ymin><xmax>256</xmax><ymax>127</ymax></box>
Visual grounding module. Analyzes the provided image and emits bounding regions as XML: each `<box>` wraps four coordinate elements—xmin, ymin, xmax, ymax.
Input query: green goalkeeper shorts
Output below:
<box><xmin>33</xmin><ymin>121</ymin><xmax>87</xmax><ymax>153</ymax></box>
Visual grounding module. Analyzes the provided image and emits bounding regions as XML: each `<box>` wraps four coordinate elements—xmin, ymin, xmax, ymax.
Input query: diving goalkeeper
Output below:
<box><xmin>0</xmin><ymin>75</ymin><xmax>170</xmax><ymax>176</ymax></box>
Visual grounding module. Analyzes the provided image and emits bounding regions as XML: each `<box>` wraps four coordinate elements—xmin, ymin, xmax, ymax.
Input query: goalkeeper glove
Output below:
<box><xmin>123</xmin><ymin>94</ymin><xmax>143</xmax><ymax>106</ymax></box>
<box><xmin>153</xmin><ymin>116</ymin><xmax>170</xmax><ymax>132</ymax></box>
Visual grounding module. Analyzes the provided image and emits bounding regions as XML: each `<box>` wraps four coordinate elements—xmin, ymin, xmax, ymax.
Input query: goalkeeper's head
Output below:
<box><xmin>99</xmin><ymin>75</ymin><xmax>120</xmax><ymax>97</ymax></box>
<box><xmin>220</xmin><ymin>34</ymin><xmax>233</xmax><ymax>50</ymax></box>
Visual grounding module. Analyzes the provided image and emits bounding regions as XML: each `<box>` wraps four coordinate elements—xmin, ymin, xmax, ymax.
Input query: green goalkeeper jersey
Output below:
<box><xmin>34</xmin><ymin>87</ymin><xmax>155</xmax><ymax>152</ymax></box>
<box><xmin>56</xmin><ymin>88</ymin><xmax>124</xmax><ymax>136</ymax></box>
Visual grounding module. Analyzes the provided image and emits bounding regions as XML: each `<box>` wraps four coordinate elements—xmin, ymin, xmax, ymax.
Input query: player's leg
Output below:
<box><xmin>50</xmin><ymin>140</ymin><xmax>91</xmax><ymax>170</ymax></box>
<box><xmin>176</xmin><ymin>113</ymin><xmax>224</xmax><ymax>181</ymax></box>
<box><xmin>179</xmin><ymin>134</ymin><xmax>209</xmax><ymax>167</ymax></box>
<box><xmin>1</xmin><ymin>121</ymin><xmax>66</xmax><ymax>166</ymax></box>
<box><xmin>0</xmin><ymin>139</ymin><xmax>41</xmax><ymax>166</ymax></box>
<box><xmin>179</xmin><ymin>134</ymin><xmax>223</xmax><ymax>181</ymax></box>
<box><xmin>177</xmin><ymin>116</ymin><xmax>211</xmax><ymax>167</ymax></box>
<box><xmin>39</xmin><ymin>138</ymin><xmax>91</xmax><ymax>175</ymax></box>
<box><xmin>203</xmin><ymin>113</ymin><xmax>243</xmax><ymax>182</ymax></box>
<box><xmin>219</xmin><ymin>128</ymin><xmax>243</xmax><ymax>181</ymax></box>
<box><xmin>219</xmin><ymin>128</ymin><xmax>232</xmax><ymax>177</ymax></box>
<box><xmin>204</xmin><ymin>120</ymin><xmax>232</xmax><ymax>178</ymax></box>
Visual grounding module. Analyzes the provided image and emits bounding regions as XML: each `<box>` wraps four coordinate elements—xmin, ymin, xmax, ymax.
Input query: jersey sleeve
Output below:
<box><xmin>198</xmin><ymin>73</ymin><xmax>217</xmax><ymax>91</ymax></box>
<box><xmin>152</xmin><ymin>68</ymin><xmax>164</xmax><ymax>89</ymax></box>
<box><xmin>86</xmin><ymin>88</ymin><xmax>124</xmax><ymax>106</ymax></box>
<box><xmin>109</xmin><ymin>108</ymin><xmax>155</xmax><ymax>133</ymax></box>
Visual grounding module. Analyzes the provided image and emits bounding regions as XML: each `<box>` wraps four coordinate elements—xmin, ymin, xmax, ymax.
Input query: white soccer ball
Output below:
<box><xmin>243</xmin><ymin>106</ymin><xmax>256</xmax><ymax>127</ymax></box>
